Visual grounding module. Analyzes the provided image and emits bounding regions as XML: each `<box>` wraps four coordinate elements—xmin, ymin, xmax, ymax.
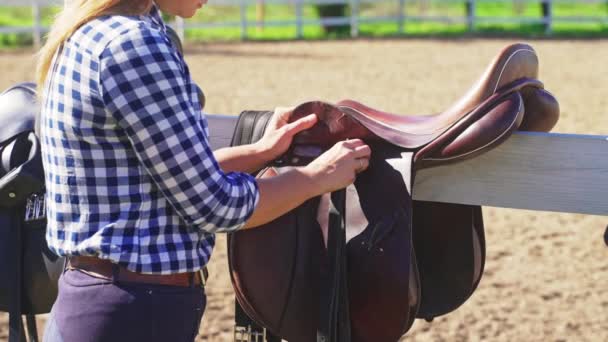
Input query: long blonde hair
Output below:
<box><xmin>35</xmin><ymin>0</ymin><xmax>153</xmax><ymax>93</ymax></box>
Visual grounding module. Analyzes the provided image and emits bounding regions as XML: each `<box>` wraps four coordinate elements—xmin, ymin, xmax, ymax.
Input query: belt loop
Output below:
<box><xmin>189</xmin><ymin>272</ymin><xmax>195</xmax><ymax>288</ymax></box>
<box><xmin>199</xmin><ymin>268</ymin><xmax>207</xmax><ymax>289</ymax></box>
<box><xmin>111</xmin><ymin>263</ymin><xmax>120</xmax><ymax>283</ymax></box>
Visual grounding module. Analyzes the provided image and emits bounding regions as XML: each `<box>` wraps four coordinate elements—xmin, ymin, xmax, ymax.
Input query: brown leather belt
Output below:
<box><xmin>67</xmin><ymin>256</ymin><xmax>207</xmax><ymax>288</ymax></box>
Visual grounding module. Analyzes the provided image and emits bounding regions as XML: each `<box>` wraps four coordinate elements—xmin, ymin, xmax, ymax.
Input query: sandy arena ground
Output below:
<box><xmin>0</xmin><ymin>39</ymin><xmax>606</xmax><ymax>341</ymax></box>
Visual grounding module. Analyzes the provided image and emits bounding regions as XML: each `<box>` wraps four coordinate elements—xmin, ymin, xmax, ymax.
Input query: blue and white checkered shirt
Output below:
<box><xmin>40</xmin><ymin>5</ymin><xmax>259</xmax><ymax>274</ymax></box>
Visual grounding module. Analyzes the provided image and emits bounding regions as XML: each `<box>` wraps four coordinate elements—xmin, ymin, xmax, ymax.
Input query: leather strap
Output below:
<box><xmin>8</xmin><ymin>207</ymin><xmax>24</xmax><ymax>342</ymax></box>
<box><xmin>319</xmin><ymin>189</ymin><xmax>351</xmax><ymax>342</ymax></box>
<box><xmin>67</xmin><ymin>256</ymin><xmax>206</xmax><ymax>288</ymax></box>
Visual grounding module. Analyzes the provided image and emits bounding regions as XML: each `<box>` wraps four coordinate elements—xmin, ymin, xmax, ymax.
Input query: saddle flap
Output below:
<box><xmin>416</xmin><ymin>91</ymin><xmax>525</xmax><ymax>168</ymax></box>
<box><xmin>412</xmin><ymin>201</ymin><xmax>485</xmax><ymax>319</ymax></box>
<box><xmin>345</xmin><ymin>149</ymin><xmax>420</xmax><ymax>341</ymax></box>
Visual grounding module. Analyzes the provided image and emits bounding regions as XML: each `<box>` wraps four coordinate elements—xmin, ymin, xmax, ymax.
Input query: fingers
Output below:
<box><xmin>355</xmin><ymin>157</ymin><xmax>370</xmax><ymax>173</ymax></box>
<box><xmin>270</xmin><ymin>106</ymin><xmax>296</xmax><ymax>128</ymax></box>
<box><xmin>273</xmin><ymin>106</ymin><xmax>296</xmax><ymax>119</ymax></box>
<box><xmin>341</xmin><ymin>138</ymin><xmax>367</xmax><ymax>149</ymax></box>
<box><xmin>352</xmin><ymin>142</ymin><xmax>372</xmax><ymax>159</ymax></box>
<box><xmin>333</xmin><ymin>139</ymin><xmax>371</xmax><ymax>174</ymax></box>
<box><xmin>284</xmin><ymin>113</ymin><xmax>318</xmax><ymax>135</ymax></box>
<box><xmin>337</xmin><ymin>139</ymin><xmax>371</xmax><ymax>158</ymax></box>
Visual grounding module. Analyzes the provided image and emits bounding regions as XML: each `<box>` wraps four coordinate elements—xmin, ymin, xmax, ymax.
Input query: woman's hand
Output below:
<box><xmin>304</xmin><ymin>139</ymin><xmax>371</xmax><ymax>195</ymax></box>
<box><xmin>255</xmin><ymin>107</ymin><xmax>318</xmax><ymax>162</ymax></box>
<box><xmin>214</xmin><ymin>107</ymin><xmax>316</xmax><ymax>174</ymax></box>
<box><xmin>242</xmin><ymin>138</ymin><xmax>371</xmax><ymax>229</ymax></box>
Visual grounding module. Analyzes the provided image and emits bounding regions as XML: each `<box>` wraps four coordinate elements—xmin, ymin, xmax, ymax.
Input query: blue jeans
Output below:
<box><xmin>43</xmin><ymin>269</ymin><xmax>206</xmax><ymax>342</ymax></box>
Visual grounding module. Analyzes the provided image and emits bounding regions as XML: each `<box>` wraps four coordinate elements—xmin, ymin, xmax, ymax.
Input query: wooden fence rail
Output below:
<box><xmin>206</xmin><ymin>114</ymin><xmax>608</xmax><ymax>216</ymax></box>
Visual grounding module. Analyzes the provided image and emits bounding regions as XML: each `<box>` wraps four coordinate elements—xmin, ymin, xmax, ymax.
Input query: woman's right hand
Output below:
<box><xmin>303</xmin><ymin>139</ymin><xmax>371</xmax><ymax>196</ymax></box>
<box><xmin>242</xmin><ymin>138</ymin><xmax>370</xmax><ymax>229</ymax></box>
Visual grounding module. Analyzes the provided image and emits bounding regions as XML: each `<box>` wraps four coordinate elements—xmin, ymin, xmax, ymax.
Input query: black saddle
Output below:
<box><xmin>0</xmin><ymin>83</ymin><xmax>64</xmax><ymax>342</ymax></box>
<box><xmin>228</xmin><ymin>43</ymin><xmax>560</xmax><ymax>342</ymax></box>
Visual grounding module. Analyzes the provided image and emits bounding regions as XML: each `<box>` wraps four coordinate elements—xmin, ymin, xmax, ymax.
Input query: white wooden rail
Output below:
<box><xmin>206</xmin><ymin>114</ymin><xmax>608</xmax><ymax>216</ymax></box>
<box><xmin>3</xmin><ymin>0</ymin><xmax>608</xmax><ymax>46</ymax></box>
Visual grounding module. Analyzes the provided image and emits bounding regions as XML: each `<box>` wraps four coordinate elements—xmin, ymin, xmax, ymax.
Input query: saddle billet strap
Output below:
<box><xmin>319</xmin><ymin>189</ymin><xmax>351</xmax><ymax>342</ymax></box>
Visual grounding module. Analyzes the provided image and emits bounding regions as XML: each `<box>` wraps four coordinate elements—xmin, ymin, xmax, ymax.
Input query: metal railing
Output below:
<box><xmin>1</xmin><ymin>0</ymin><xmax>608</xmax><ymax>47</ymax></box>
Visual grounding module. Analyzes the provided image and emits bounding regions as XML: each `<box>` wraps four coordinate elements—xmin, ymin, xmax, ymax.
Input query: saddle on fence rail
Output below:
<box><xmin>228</xmin><ymin>43</ymin><xmax>559</xmax><ymax>342</ymax></box>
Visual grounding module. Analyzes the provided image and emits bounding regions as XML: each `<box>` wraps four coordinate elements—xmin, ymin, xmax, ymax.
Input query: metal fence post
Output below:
<box><xmin>256</xmin><ymin>0</ymin><xmax>265</xmax><ymax>34</ymax></box>
<box><xmin>465</xmin><ymin>0</ymin><xmax>476</xmax><ymax>32</ymax></box>
<box><xmin>351</xmin><ymin>0</ymin><xmax>360</xmax><ymax>38</ymax></box>
<box><xmin>542</xmin><ymin>0</ymin><xmax>553</xmax><ymax>35</ymax></box>
<box><xmin>296</xmin><ymin>0</ymin><xmax>303</xmax><ymax>39</ymax></box>
<box><xmin>240</xmin><ymin>0</ymin><xmax>248</xmax><ymax>40</ymax></box>
<box><xmin>174</xmin><ymin>17</ymin><xmax>185</xmax><ymax>42</ymax></box>
<box><xmin>32</xmin><ymin>3</ymin><xmax>42</xmax><ymax>49</ymax></box>
<box><xmin>398</xmin><ymin>0</ymin><xmax>406</xmax><ymax>34</ymax></box>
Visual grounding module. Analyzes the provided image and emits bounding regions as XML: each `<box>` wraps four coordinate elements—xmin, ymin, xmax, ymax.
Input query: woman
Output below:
<box><xmin>36</xmin><ymin>0</ymin><xmax>370</xmax><ymax>341</ymax></box>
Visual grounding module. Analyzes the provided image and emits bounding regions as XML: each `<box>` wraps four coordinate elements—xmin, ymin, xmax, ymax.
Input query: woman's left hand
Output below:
<box><xmin>256</xmin><ymin>106</ymin><xmax>318</xmax><ymax>162</ymax></box>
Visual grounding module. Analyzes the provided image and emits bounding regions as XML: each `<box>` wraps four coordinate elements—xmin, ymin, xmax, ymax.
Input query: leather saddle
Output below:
<box><xmin>229</xmin><ymin>43</ymin><xmax>559</xmax><ymax>341</ymax></box>
<box><xmin>0</xmin><ymin>83</ymin><xmax>64</xmax><ymax>341</ymax></box>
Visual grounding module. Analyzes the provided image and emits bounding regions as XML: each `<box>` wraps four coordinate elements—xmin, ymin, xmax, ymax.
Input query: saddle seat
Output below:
<box><xmin>282</xmin><ymin>43</ymin><xmax>559</xmax><ymax>168</ymax></box>
<box><xmin>342</xmin><ymin>43</ymin><xmax>558</xmax><ymax>136</ymax></box>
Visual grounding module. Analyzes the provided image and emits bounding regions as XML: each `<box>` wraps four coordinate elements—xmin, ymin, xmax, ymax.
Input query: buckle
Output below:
<box><xmin>234</xmin><ymin>325</ymin><xmax>267</xmax><ymax>342</ymax></box>
<box><xmin>24</xmin><ymin>193</ymin><xmax>46</xmax><ymax>222</ymax></box>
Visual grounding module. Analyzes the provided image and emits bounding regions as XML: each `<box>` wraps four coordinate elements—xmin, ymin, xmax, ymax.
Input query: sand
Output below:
<box><xmin>0</xmin><ymin>39</ymin><xmax>606</xmax><ymax>341</ymax></box>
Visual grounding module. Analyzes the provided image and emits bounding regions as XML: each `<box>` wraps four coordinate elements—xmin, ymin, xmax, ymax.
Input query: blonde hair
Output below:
<box><xmin>35</xmin><ymin>0</ymin><xmax>153</xmax><ymax>93</ymax></box>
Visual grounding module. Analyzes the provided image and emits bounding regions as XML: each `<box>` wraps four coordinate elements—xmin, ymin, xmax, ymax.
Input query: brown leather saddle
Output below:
<box><xmin>228</xmin><ymin>43</ymin><xmax>559</xmax><ymax>342</ymax></box>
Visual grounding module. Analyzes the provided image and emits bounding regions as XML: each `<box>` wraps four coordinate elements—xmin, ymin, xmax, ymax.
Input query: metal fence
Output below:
<box><xmin>1</xmin><ymin>0</ymin><xmax>608</xmax><ymax>47</ymax></box>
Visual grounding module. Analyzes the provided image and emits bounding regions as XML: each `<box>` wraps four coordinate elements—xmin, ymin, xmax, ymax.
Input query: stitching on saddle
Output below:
<box><xmin>424</xmin><ymin>97</ymin><xmax>523</xmax><ymax>162</ymax></box>
<box><xmin>493</xmin><ymin>48</ymin><xmax>536</xmax><ymax>93</ymax></box>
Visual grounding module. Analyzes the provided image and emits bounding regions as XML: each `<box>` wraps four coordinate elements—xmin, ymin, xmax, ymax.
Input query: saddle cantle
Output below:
<box><xmin>228</xmin><ymin>43</ymin><xmax>559</xmax><ymax>342</ymax></box>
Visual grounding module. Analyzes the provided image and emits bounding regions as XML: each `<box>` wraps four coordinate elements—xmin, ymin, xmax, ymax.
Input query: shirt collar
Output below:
<box><xmin>145</xmin><ymin>3</ymin><xmax>167</xmax><ymax>33</ymax></box>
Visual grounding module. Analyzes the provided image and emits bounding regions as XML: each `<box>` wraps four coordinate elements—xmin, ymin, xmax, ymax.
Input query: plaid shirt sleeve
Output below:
<box><xmin>98</xmin><ymin>25</ymin><xmax>259</xmax><ymax>233</ymax></box>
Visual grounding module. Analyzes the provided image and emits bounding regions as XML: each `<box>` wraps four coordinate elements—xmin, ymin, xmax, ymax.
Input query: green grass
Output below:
<box><xmin>1</xmin><ymin>2</ymin><xmax>608</xmax><ymax>47</ymax></box>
